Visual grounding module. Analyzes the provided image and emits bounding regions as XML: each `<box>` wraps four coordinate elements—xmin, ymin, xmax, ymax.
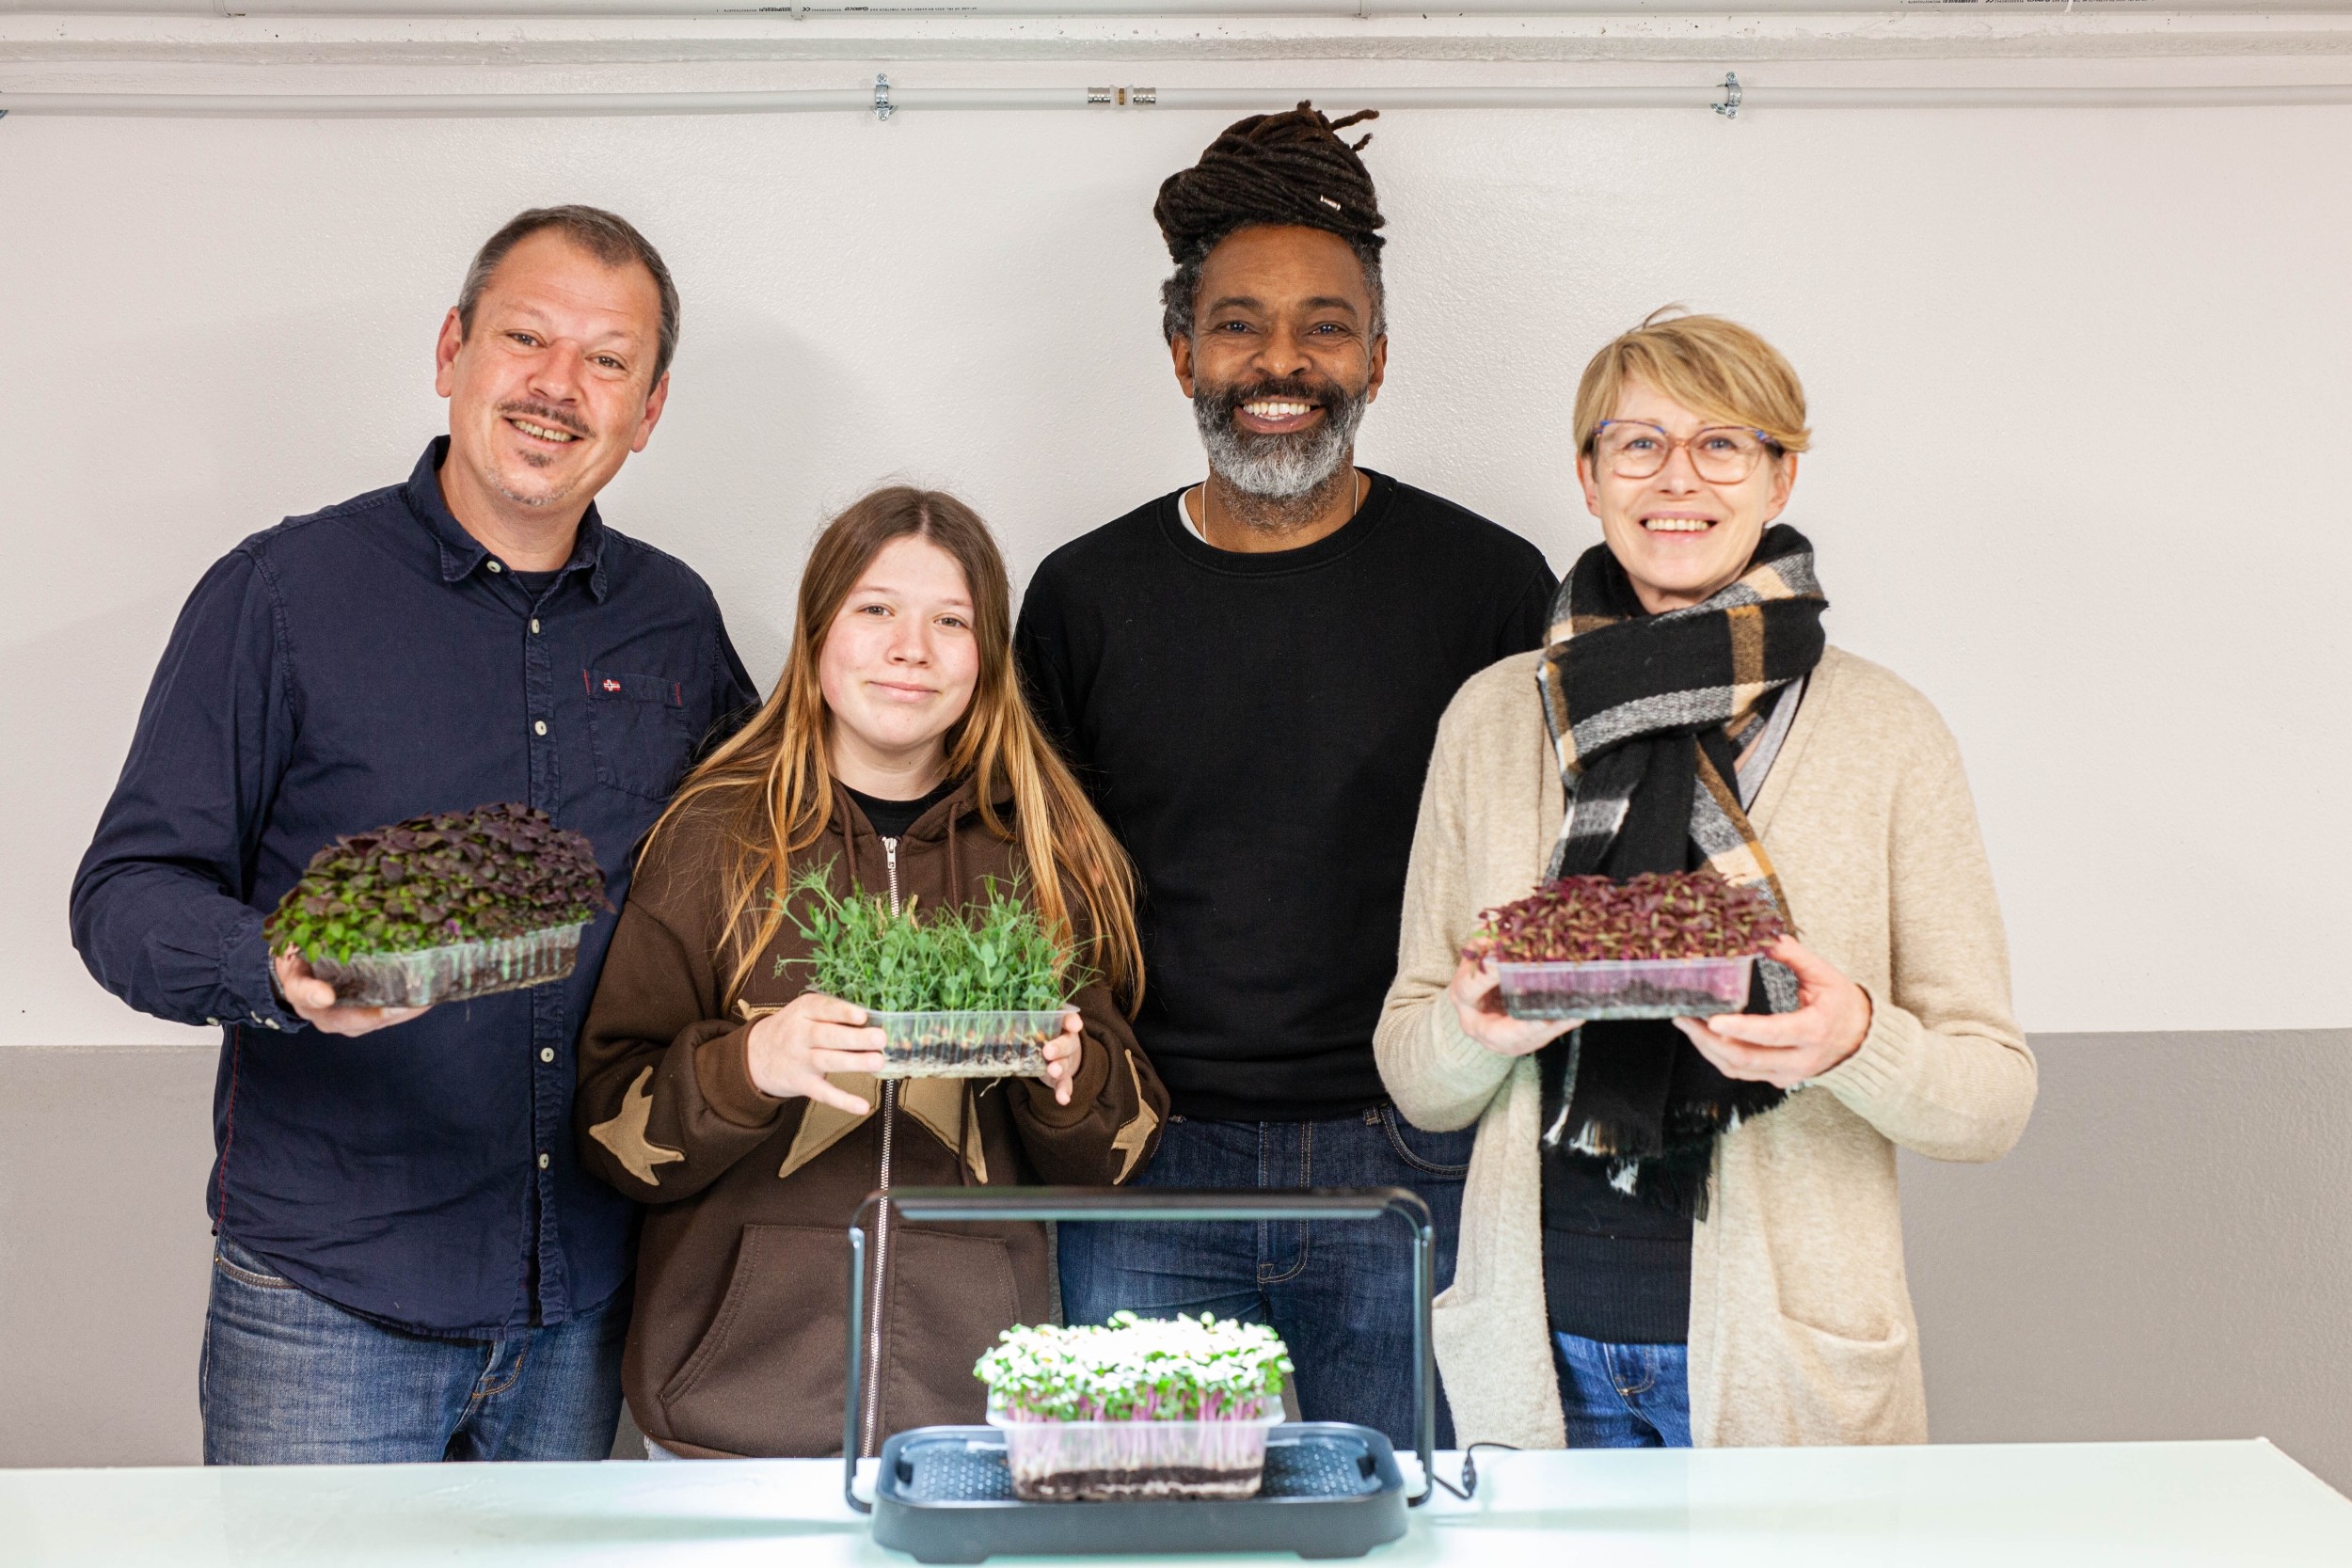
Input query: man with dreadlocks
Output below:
<box><xmin>1015</xmin><ymin>103</ymin><xmax>1557</xmax><ymax>1448</ymax></box>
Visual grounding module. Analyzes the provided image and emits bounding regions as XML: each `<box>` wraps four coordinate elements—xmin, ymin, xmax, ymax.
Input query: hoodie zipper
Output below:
<box><xmin>860</xmin><ymin>834</ymin><xmax>904</xmax><ymax>1458</ymax></box>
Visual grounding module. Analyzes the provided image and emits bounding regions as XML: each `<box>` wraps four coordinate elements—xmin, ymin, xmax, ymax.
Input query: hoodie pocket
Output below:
<box><xmin>657</xmin><ymin>1222</ymin><xmax>1026</xmax><ymax>1458</ymax></box>
<box><xmin>660</xmin><ymin>1224</ymin><xmax>848</xmax><ymax>1457</ymax></box>
<box><xmin>874</xmin><ymin>1227</ymin><xmax>1021</xmax><ymax>1440</ymax></box>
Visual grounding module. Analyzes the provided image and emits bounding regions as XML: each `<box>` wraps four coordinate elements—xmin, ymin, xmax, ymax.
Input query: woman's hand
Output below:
<box><xmin>1038</xmin><ymin>1010</ymin><xmax>1085</xmax><ymax>1106</ymax></box>
<box><xmin>746</xmin><ymin>992</ymin><xmax>887</xmax><ymax>1114</ymax></box>
<box><xmin>1447</xmin><ymin>954</ymin><xmax>1581</xmax><ymax>1058</ymax></box>
<box><xmin>1674</xmin><ymin>935</ymin><xmax>1871</xmax><ymax>1089</ymax></box>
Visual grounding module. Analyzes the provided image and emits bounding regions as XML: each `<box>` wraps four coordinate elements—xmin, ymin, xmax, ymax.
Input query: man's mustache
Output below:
<box><xmin>1199</xmin><ymin>375</ymin><xmax>1349</xmax><ymax>423</ymax></box>
<box><xmin>497</xmin><ymin>401</ymin><xmax>595</xmax><ymax>440</ymax></box>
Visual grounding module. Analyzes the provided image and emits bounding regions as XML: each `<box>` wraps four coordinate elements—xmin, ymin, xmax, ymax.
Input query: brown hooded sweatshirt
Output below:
<box><xmin>576</xmin><ymin>775</ymin><xmax>1168</xmax><ymax>1459</ymax></box>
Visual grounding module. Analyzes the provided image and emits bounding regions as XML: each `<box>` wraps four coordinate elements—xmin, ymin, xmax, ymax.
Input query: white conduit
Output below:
<box><xmin>5</xmin><ymin>80</ymin><xmax>2352</xmax><ymax>117</ymax></box>
<box><xmin>5</xmin><ymin>0</ymin><xmax>2341</xmax><ymax>13</ymax></box>
<box><xmin>0</xmin><ymin>0</ymin><xmax>2258</xmax><ymax>11</ymax></box>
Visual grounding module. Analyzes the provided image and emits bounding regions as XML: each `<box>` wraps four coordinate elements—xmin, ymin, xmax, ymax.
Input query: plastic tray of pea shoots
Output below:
<box><xmin>781</xmin><ymin>867</ymin><xmax>1077</xmax><ymax>1079</ymax></box>
<box><xmin>1466</xmin><ymin>870</ymin><xmax>1787</xmax><ymax>1022</ymax></box>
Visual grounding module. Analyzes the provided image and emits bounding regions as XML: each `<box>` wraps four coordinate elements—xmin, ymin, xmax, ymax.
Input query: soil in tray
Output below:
<box><xmin>1511</xmin><ymin>981</ymin><xmax>1743</xmax><ymax>1016</ymax></box>
<box><xmin>1013</xmin><ymin>1465</ymin><xmax>1263</xmax><ymax>1500</ymax></box>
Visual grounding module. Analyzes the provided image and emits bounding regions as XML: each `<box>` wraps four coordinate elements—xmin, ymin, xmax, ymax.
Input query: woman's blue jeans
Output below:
<box><xmin>1057</xmin><ymin>1105</ymin><xmax>1473</xmax><ymax>1450</ymax></box>
<box><xmin>199</xmin><ymin>1232</ymin><xmax>628</xmax><ymax>1464</ymax></box>
<box><xmin>1552</xmin><ymin>1330</ymin><xmax>1692</xmax><ymax>1448</ymax></box>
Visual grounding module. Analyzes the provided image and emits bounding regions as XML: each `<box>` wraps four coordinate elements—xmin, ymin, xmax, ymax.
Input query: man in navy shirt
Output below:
<box><xmin>71</xmin><ymin>206</ymin><xmax>757</xmax><ymax>1464</ymax></box>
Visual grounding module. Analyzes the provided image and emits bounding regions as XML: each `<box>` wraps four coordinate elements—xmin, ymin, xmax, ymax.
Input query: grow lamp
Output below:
<box><xmin>843</xmin><ymin>1186</ymin><xmax>1434</xmax><ymax>1563</ymax></box>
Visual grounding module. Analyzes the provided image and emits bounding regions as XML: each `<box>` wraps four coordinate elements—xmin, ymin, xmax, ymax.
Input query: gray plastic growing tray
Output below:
<box><xmin>845</xmin><ymin>1187</ymin><xmax>1435</xmax><ymax>1564</ymax></box>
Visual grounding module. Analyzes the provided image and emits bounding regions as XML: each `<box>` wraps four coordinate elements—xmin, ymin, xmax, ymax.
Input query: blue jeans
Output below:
<box><xmin>1057</xmin><ymin>1106</ymin><xmax>1473</xmax><ymax>1450</ymax></box>
<box><xmin>200</xmin><ymin>1232</ymin><xmax>628</xmax><ymax>1464</ymax></box>
<box><xmin>1552</xmin><ymin>1331</ymin><xmax>1692</xmax><ymax>1449</ymax></box>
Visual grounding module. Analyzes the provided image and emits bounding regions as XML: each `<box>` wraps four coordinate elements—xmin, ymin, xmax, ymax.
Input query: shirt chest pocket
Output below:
<box><xmin>586</xmin><ymin>669</ymin><xmax>697</xmax><ymax>800</ymax></box>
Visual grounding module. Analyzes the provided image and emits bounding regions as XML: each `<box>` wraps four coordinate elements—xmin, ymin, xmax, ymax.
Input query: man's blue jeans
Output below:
<box><xmin>1551</xmin><ymin>1331</ymin><xmax>1692</xmax><ymax>1449</ymax></box>
<box><xmin>200</xmin><ymin>1232</ymin><xmax>628</xmax><ymax>1464</ymax></box>
<box><xmin>1057</xmin><ymin>1107</ymin><xmax>1473</xmax><ymax>1450</ymax></box>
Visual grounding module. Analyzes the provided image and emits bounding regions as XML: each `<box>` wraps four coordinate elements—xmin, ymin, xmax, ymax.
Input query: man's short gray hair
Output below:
<box><xmin>457</xmin><ymin>205</ymin><xmax>681</xmax><ymax>384</ymax></box>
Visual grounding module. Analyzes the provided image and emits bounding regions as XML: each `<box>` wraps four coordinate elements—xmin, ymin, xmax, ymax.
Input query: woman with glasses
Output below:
<box><xmin>1375</xmin><ymin>310</ymin><xmax>2036</xmax><ymax>1449</ymax></box>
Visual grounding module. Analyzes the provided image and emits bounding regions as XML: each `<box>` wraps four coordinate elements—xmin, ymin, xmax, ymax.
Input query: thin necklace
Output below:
<box><xmin>1188</xmin><ymin>469</ymin><xmax>1368</xmax><ymax>542</ymax></box>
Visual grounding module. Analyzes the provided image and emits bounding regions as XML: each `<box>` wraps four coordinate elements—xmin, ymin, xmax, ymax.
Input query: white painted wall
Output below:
<box><xmin>4</xmin><ymin>40</ymin><xmax>2348</xmax><ymax>1044</ymax></box>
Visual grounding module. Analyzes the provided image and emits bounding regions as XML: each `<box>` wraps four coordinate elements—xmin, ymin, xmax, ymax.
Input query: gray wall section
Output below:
<box><xmin>1</xmin><ymin>1046</ymin><xmax>213</xmax><ymax>1466</ymax></box>
<box><xmin>3</xmin><ymin>1032</ymin><xmax>2345</xmax><ymax>1488</ymax></box>
<box><xmin>0</xmin><ymin>1043</ymin><xmax>650</xmax><ymax>1465</ymax></box>
<box><xmin>1903</xmin><ymin>1028</ymin><xmax>2352</xmax><ymax>1485</ymax></box>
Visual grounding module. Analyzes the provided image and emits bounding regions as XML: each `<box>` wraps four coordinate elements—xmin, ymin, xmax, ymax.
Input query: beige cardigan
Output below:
<box><xmin>1375</xmin><ymin>645</ymin><xmax>2036</xmax><ymax>1449</ymax></box>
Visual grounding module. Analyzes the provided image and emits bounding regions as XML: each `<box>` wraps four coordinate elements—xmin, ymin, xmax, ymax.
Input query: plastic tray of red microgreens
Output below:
<box><xmin>1462</xmin><ymin>871</ymin><xmax>1788</xmax><ymax>1021</ymax></box>
<box><xmin>264</xmin><ymin>803</ymin><xmax>610</xmax><ymax>1008</ymax></box>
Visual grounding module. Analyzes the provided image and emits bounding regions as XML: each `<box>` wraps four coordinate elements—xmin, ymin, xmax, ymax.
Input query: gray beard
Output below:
<box><xmin>1193</xmin><ymin>389</ymin><xmax>1367</xmax><ymax>509</ymax></box>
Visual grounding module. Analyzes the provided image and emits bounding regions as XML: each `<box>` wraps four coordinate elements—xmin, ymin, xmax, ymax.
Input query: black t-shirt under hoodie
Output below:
<box><xmin>1013</xmin><ymin>471</ymin><xmax>1557</xmax><ymax>1123</ymax></box>
<box><xmin>845</xmin><ymin>780</ymin><xmax>960</xmax><ymax>844</ymax></box>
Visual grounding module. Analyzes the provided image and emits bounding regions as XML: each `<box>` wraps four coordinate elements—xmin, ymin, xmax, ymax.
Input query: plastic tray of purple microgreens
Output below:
<box><xmin>1466</xmin><ymin>872</ymin><xmax>1786</xmax><ymax>1022</ymax></box>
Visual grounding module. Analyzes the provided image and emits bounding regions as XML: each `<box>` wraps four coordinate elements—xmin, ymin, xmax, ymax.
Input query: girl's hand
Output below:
<box><xmin>1447</xmin><ymin>954</ymin><xmax>1580</xmax><ymax>1059</ymax></box>
<box><xmin>1038</xmin><ymin>1010</ymin><xmax>1085</xmax><ymax>1106</ymax></box>
<box><xmin>746</xmin><ymin>992</ymin><xmax>887</xmax><ymax>1113</ymax></box>
<box><xmin>1673</xmin><ymin>936</ymin><xmax>1872</xmax><ymax>1089</ymax></box>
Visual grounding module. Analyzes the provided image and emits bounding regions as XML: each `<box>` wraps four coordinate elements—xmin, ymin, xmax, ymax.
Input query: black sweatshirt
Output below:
<box><xmin>1014</xmin><ymin>472</ymin><xmax>1556</xmax><ymax>1121</ymax></box>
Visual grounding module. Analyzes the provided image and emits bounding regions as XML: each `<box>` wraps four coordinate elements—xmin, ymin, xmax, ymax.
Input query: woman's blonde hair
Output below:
<box><xmin>1572</xmin><ymin>307</ymin><xmax>1813</xmax><ymax>458</ymax></box>
<box><xmin>649</xmin><ymin>487</ymin><xmax>1145</xmax><ymax>1010</ymax></box>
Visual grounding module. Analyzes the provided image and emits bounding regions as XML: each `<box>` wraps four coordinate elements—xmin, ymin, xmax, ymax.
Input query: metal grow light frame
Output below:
<box><xmin>841</xmin><ymin>1184</ymin><xmax>1437</xmax><ymax>1514</ymax></box>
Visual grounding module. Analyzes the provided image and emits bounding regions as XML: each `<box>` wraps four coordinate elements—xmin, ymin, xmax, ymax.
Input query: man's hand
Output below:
<box><xmin>746</xmin><ymin>992</ymin><xmax>887</xmax><ymax>1114</ymax></box>
<box><xmin>1038</xmin><ymin>1010</ymin><xmax>1085</xmax><ymax>1107</ymax></box>
<box><xmin>1447</xmin><ymin>954</ymin><xmax>1581</xmax><ymax>1059</ymax></box>
<box><xmin>1673</xmin><ymin>935</ymin><xmax>1872</xmax><ymax>1089</ymax></box>
<box><xmin>273</xmin><ymin>949</ymin><xmax>428</xmax><ymax>1037</ymax></box>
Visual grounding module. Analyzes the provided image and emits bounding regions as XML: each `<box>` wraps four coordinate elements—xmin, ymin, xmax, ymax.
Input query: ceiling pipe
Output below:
<box><xmin>4</xmin><ymin>79</ymin><xmax>2351</xmax><ymax>117</ymax></box>
<box><xmin>0</xmin><ymin>84</ymin><xmax>1720</xmax><ymax>117</ymax></box>
<box><xmin>4</xmin><ymin>0</ymin><xmax>2339</xmax><ymax>14</ymax></box>
<box><xmin>1750</xmin><ymin>82</ymin><xmax>2352</xmax><ymax>106</ymax></box>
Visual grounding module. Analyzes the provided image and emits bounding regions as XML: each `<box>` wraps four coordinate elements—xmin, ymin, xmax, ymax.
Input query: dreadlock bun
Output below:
<box><xmin>1153</xmin><ymin>101</ymin><xmax>1386</xmax><ymax>263</ymax></box>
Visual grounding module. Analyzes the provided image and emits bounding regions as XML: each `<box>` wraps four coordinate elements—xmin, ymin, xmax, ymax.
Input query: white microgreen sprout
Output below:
<box><xmin>974</xmin><ymin>1311</ymin><xmax>1295</xmax><ymax>1423</ymax></box>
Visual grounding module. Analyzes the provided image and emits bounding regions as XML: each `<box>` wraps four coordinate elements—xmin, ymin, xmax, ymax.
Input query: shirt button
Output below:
<box><xmin>487</xmin><ymin>560</ymin><xmax>504</xmax><ymax>574</ymax></box>
<box><xmin>540</xmin><ymin>1047</ymin><xmax>555</xmax><ymax>1063</ymax></box>
<box><xmin>530</xmin><ymin>618</ymin><xmax>541</xmax><ymax>635</ymax></box>
<box><xmin>533</xmin><ymin>720</ymin><xmax>548</xmax><ymax>736</ymax></box>
<box><xmin>264</xmin><ymin>1019</ymin><xmax>281</xmax><ymax>1031</ymax></box>
<box><xmin>538</xmin><ymin>1152</ymin><xmax>550</xmax><ymax>1170</ymax></box>
<box><xmin>205</xmin><ymin>1017</ymin><xmax>218</xmax><ymax>1026</ymax></box>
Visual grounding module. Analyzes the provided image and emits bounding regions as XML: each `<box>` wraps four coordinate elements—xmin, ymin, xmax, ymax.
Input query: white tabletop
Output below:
<box><xmin>7</xmin><ymin>1439</ymin><xmax>2345</xmax><ymax>1566</ymax></box>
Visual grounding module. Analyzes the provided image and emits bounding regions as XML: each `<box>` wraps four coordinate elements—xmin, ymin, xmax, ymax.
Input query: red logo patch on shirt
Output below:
<box><xmin>601</xmin><ymin>678</ymin><xmax>622</xmax><ymax>693</ymax></box>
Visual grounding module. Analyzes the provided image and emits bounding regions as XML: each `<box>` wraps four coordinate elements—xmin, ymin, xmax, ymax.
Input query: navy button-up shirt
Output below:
<box><xmin>72</xmin><ymin>440</ymin><xmax>759</xmax><ymax>1336</ymax></box>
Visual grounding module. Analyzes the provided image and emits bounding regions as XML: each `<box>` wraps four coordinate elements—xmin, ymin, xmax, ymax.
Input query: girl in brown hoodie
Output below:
<box><xmin>576</xmin><ymin>488</ymin><xmax>1168</xmax><ymax>1460</ymax></box>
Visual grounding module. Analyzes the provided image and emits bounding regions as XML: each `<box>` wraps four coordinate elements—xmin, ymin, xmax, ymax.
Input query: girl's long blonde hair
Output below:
<box><xmin>651</xmin><ymin>486</ymin><xmax>1144</xmax><ymax>1010</ymax></box>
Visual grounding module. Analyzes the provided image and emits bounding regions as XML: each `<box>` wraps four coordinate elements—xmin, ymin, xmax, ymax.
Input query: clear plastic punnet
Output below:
<box><xmin>308</xmin><ymin>922</ymin><xmax>587</xmax><ymax>1008</ymax></box>
<box><xmin>866</xmin><ymin>1009</ymin><xmax>1071</xmax><ymax>1079</ymax></box>
<box><xmin>1495</xmin><ymin>954</ymin><xmax>1755</xmax><ymax>1021</ymax></box>
<box><xmin>987</xmin><ymin>1404</ymin><xmax>1283</xmax><ymax>1501</ymax></box>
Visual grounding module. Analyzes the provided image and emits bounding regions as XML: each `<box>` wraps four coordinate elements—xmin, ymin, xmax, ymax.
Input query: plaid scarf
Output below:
<box><xmin>1532</xmin><ymin>524</ymin><xmax>1827</xmax><ymax>1217</ymax></box>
